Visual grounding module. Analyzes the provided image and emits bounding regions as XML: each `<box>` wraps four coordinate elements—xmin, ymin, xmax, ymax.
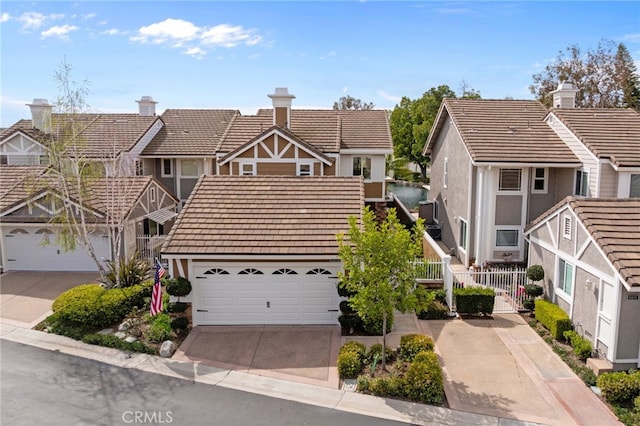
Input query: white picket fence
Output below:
<box><xmin>136</xmin><ymin>234</ymin><xmax>167</xmax><ymax>267</ymax></box>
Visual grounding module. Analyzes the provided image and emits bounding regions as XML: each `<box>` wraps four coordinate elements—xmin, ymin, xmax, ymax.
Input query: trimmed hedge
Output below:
<box><xmin>362</xmin><ymin>311</ymin><xmax>394</xmax><ymax>335</ymax></box>
<box><xmin>339</xmin><ymin>341</ymin><xmax>367</xmax><ymax>359</ymax></box>
<box><xmin>170</xmin><ymin>317</ymin><xmax>189</xmax><ymax>331</ymax></box>
<box><xmin>534</xmin><ymin>299</ymin><xmax>572</xmax><ymax>340</ymax></box>
<box><xmin>404</xmin><ymin>351</ymin><xmax>444</xmax><ymax>404</ymax></box>
<box><xmin>52</xmin><ymin>284</ymin><xmax>148</xmax><ymax>328</ymax></box>
<box><xmin>563</xmin><ymin>330</ymin><xmax>592</xmax><ymax>361</ymax></box>
<box><xmin>82</xmin><ymin>333</ymin><xmax>157</xmax><ymax>355</ymax></box>
<box><xmin>454</xmin><ymin>287</ymin><xmax>495</xmax><ymax>315</ymax></box>
<box><xmin>597</xmin><ymin>370</ymin><xmax>640</xmax><ymax>403</ymax></box>
<box><xmin>167</xmin><ymin>302</ymin><xmax>188</xmax><ymax>314</ymax></box>
<box><xmin>417</xmin><ymin>300</ymin><xmax>449</xmax><ymax>320</ymax></box>
<box><xmin>399</xmin><ymin>334</ymin><xmax>435</xmax><ymax>362</ymax></box>
<box><xmin>337</xmin><ymin>350</ymin><xmax>363</xmax><ymax>379</ymax></box>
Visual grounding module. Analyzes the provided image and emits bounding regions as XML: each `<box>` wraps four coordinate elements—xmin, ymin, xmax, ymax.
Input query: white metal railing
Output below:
<box><xmin>136</xmin><ymin>234</ymin><xmax>167</xmax><ymax>267</ymax></box>
<box><xmin>414</xmin><ymin>258</ymin><xmax>444</xmax><ymax>281</ymax></box>
<box><xmin>452</xmin><ymin>267</ymin><xmax>527</xmax><ymax>313</ymax></box>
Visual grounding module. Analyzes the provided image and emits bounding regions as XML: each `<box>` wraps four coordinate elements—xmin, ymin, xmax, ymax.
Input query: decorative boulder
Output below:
<box><xmin>159</xmin><ymin>340</ymin><xmax>176</xmax><ymax>358</ymax></box>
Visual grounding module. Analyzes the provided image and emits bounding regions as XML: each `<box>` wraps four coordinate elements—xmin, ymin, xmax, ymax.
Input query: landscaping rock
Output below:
<box><xmin>97</xmin><ymin>328</ymin><xmax>113</xmax><ymax>335</ymax></box>
<box><xmin>159</xmin><ymin>341</ymin><xmax>176</xmax><ymax>358</ymax></box>
<box><xmin>114</xmin><ymin>331</ymin><xmax>126</xmax><ymax>339</ymax></box>
<box><xmin>118</xmin><ymin>322</ymin><xmax>129</xmax><ymax>332</ymax></box>
<box><xmin>124</xmin><ymin>336</ymin><xmax>137</xmax><ymax>343</ymax></box>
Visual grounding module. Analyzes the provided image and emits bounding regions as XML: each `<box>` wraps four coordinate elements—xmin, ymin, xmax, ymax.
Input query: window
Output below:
<box><xmin>443</xmin><ymin>158</ymin><xmax>449</xmax><ymax>189</ymax></box>
<box><xmin>241</xmin><ymin>163</ymin><xmax>255</xmax><ymax>176</ymax></box>
<box><xmin>558</xmin><ymin>258</ymin><xmax>574</xmax><ymax>296</ymax></box>
<box><xmin>459</xmin><ymin>219</ymin><xmax>468</xmax><ymax>251</ymax></box>
<box><xmin>0</xmin><ymin>155</ymin><xmax>7</xmax><ymax>165</ymax></box>
<box><xmin>499</xmin><ymin>169</ymin><xmax>521</xmax><ymax>191</ymax></box>
<box><xmin>238</xmin><ymin>268</ymin><xmax>263</xmax><ymax>275</ymax></box>
<box><xmin>630</xmin><ymin>174</ymin><xmax>640</xmax><ymax>198</ymax></box>
<box><xmin>297</xmin><ymin>163</ymin><xmax>312</xmax><ymax>176</ymax></box>
<box><xmin>532</xmin><ymin>168</ymin><xmax>547</xmax><ymax>193</ymax></box>
<box><xmin>149</xmin><ymin>187</ymin><xmax>156</xmax><ymax>203</ymax></box>
<box><xmin>562</xmin><ymin>215</ymin><xmax>572</xmax><ymax>240</ymax></box>
<box><xmin>306</xmin><ymin>268</ymin><xmax>332</xmax><ymax>275</ymax></box>
<box><xmin>496</xmin><ymin>229</ymin><xmax>518</xmax><ymax>247</ymax></box>
<box><xmin>161</xmin><ymin>159</ymin><xmax>173</xmax><ymax>177</ymax></box>
<box><xmin>135</xmin><ymin>160</ymin><xmax>144</xmax><ymax>176</ymax></box>
<box><xmin>575</xmin><ymin>170</ymin><xmax>589</xmax><ymax>196</ymax></box>
<box><xmin>353</xmin><ymin>157</ymin><xmax>371</xmax><ymax>180</ymax></box>
<box><xmin>181</xmin><ymin>159</ymin><xmax>199</xmax><ymax>177</ymax></box>
<box><xmin>273</xmin><ymin>268</ymin><xmax>298</xmax><ymax>275</ymax></box>
<box><xmin>204</xmin><ymin>268</ymin><xmax>230</xmax><ymax>275</ymax></box>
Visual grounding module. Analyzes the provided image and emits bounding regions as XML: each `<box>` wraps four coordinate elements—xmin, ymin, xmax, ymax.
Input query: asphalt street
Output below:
<box><xmin>0</xmin><ymin>340</ymin><xmax>404</xmax><ymax>426</ymax></box>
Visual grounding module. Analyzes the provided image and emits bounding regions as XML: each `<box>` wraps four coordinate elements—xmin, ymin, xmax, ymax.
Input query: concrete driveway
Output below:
<box><xmin>173</xmin><ymin>325</ymin><xmax>342</xmax><ymax>389</ymax></box>
<box><xmin>0</xmin><ymin>271</ymin><xmax>100</xmax><ymax>328</ymax></box>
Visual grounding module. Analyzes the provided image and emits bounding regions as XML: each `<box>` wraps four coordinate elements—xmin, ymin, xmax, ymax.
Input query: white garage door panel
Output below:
<box><xmin>193</xmin><ymin>265</ymin><xmax>339</xmax><ymax>325</ymax></box>
<box><xmin>4</xmin><ymin>227</ymin><xmax>110</xmax><ymax>271</ymax></box>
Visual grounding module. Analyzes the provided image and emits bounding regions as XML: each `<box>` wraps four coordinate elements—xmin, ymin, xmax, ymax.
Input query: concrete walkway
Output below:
<box><xmin>421</xmin><ymin>314</ymin><xmax>621</xmax><ymax>426</ymax></box>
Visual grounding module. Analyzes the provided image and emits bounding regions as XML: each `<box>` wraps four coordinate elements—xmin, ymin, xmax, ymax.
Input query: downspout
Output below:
<box><xmin>474</xmin><ymin>167</ymin><xmax>485</xmax><ymax>266</ymax></box>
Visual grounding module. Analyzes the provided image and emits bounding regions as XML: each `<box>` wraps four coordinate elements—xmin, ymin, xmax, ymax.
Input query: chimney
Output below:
<box><xmin>267</xmin><ymin>87</ymin><xmax>295</xmax><ymax>128</ymax></box>
<box><xmin>136</xmin><ymin>96</ymin><xmax>158</xmax><ymax>116</ymax></box>
<box><xmin>27</xmin><ymin>98</ymin><xmax>53</xmax><ymax>132</ymax></box>
<box><xmin>550</xmin><ymin>81</ymin><xmax>579</xmax><ymax>109</ymax></box>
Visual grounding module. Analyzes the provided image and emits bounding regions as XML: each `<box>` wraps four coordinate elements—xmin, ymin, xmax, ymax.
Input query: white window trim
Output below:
<box><xmin>575</xmin><ymin>169</ymin><xmax>589</xmax><ymax>197</ymax></box>
<box><xmin>498</xmin><ymin>168</ymin><xmax>523</xmax><ymax>193</ymax></box>
<box><xmin>458</xmin><ymin>218</ymin><xmax>468</xmax><ymax>253</ymax></box>
<box><xmin>630</xmin><ymin>174</ymin><xmax>640</xmax><ymax>198</ymax></box>
<box><xmin>495</xmin><ymin>228</ymin><xmax>520</xmax><ymax>248</ymax></box>
<box><xmin>531</xmin><ymin>167</ymin><xmax>548</xmax><ymax>194</ymax></box>
<box><xmin>562</xmin><ymin>215</ymin><xmax>572</xmax><ymax>240</ymax></box>
<box><xmin>161</xmin><ymin>159</ymin><xmax>173</xmax><ymax>177</ymax></box>
<box><xmin>297</xmin><ymin>162</ymin><xmax>313</xmax><ymax>176</ymax></box>
<box><xmin>240</xmin><ymin>162</ymin><xmax>256</xmax><ymax>176</ymax></box>
<box><xmin>352</xmin><ymin>156</ymin><xmax>372</xmax><ymax>181</ymax></box>
<box><xmin>149</xmin><ymin>187</ymin><xmax>156</xmax><ymax>203</ymax></box>
<box><xmin>443</xmin><ymin>158</ymin><xmax>449</xmax><ymax>189</ymax></box>
<box><xmin>556</xmin><ymin>258</ymin><xmax>574</xmax><ymax>302</ymax></box>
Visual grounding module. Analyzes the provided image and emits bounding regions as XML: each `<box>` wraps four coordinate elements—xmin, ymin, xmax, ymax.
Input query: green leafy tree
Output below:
<box><xmin>530</xmin><ymin>39</ymin><xmax>640</xmax><ymax>110</ymax></box>
<box><xmin>337</xmin><ymin>207</ymin><xmax>424</xmax><ymax>369</ymax></box>
<box><xmin>332</xmin><ymin>95</ymin><xmax>374</xmax><ymax>110</ymax></box>
<box><xmin>389</xmin><ymin>85</ymin><xmax>456</xmax><ymax>180</ymax></box>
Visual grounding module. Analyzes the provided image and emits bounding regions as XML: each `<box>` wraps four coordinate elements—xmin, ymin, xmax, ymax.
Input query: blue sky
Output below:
<box><xmin>1</xmin><ymin>1</ymin><xmax>639</xmax><ymax>127</ymax></box>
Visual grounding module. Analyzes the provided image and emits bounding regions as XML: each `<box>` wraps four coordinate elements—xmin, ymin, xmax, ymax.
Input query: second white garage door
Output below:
<box><xmin>192</xmin><ymin>264</ymin><xmax>340</xmax><ymax>326</ymax></box>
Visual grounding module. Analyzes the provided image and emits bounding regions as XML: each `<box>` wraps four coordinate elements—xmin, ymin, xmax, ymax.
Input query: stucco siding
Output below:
<box><xmin>579</xmin><ymin>241</ymin><xmax>614</xmax><ymax>275</ymax></box>
<box><xmin>571</xmin><ymin>268</ymin><xmax>599</xmax><ymax>341</ymax></box>
<box><xmin>617</xmin><ymin>287</ymin><xmax>640</xmax><ymax>360</ymax></box>
<box><xmin>495</xmin><ymin>195</ymin><xmax>522</xmax><ymax>225</ymax></box>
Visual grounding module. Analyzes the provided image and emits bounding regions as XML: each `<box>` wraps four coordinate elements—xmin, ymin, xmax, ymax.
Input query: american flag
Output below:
<box><xmin>150</xmin><ymin>261</ymin><xmax>166</xmax><ymax>316</ymax></box>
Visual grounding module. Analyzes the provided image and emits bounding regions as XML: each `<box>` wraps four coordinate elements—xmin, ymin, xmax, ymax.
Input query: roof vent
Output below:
<box><xmin>268</xmin><ymin>87</ymin><xmax>295</xmax><ymax>128</ymax></box>
<box><xmin>27</xmin><ymin>98</ymin><xmax>53</xmax><ymax>133</ymax></box>
<box><xmin>136</xmin><ymin>96</ymin><xmax>158</xmax><ymax>116</ymax></box>
<box><xmin>550</xmin><ymin>81</ymin><xmax>579</xmax><ymax>109</ymax></box>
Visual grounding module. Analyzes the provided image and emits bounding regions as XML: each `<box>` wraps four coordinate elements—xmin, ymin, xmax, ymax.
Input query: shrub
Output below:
<box><xmin>170</xmin><ymin>317</ymin><xmax>189</xmax><ymax>331</ymax></box>
<box><xmin>414</xmin><ymin>285</ymin><xmax>436</xmax><ymax>315</ymax></box>
<box><xmin>454</xmin><ymin>287</ymin><xmax>495</xmax><ymax>315</ymax></box>
<box><xmin>526</xmin><ymin>265</ymin><xmax>545</xmax><ymax>283</ymax></box>
<box><xmin>339</xmin><ymin>341</ymin><xmax>367</xmax><ymax>359</ymax></box>
<box><xmin>167</xmin><ymin>302</ymin><xmax>188</xmax><ymax>314</ymax></box>
<box><xmin>404</xmin><ymin>351</ymin><xmax>444</xmax><ymax>404</ymax></box>
<box><xmin>362</xmin><ymin>311</ymin><xmax>394</xmax><ymax>336</ymax></box>
<box><xmin>356</xmin><ymin>375</ymin><xmax>370</xmax><ymax>392</ymax></box>
<box><xmin>369</xmin><ymin>376</ymin><xmax>406</xmax><ymax>398</ymax></box>
<box><xmin>524</xmin><ymin>284</ymin><xmax>544</xmax><ymax>298</ymax></box>
<box><xmin>563</xmin><ymin>330</ymin><xmax>593</xmax><ymax>361</ymax></box>
<box><xmin>366</xmin><ymin>343</ymin><xmax>394</xmax><ymax>364</ymax></box>
<box><xmin>144</xmin><ymin>313</ymin><xmax>173</xmax><ymax>343</ymax></box>
<box><xmin>165</xmin><ymin>277</ymin><xmax>192</xmax><ymax>299</ymax></box>
<box><xmin>52</xmin><ymin>284</ymin><xmax>147</xmax><ymax>328</ymax></box>
<box><xmin>634</xmin><ymin>394</ymin><xmax>640</xmax><ymax>411</ymax></box>
<box><xmin>339</xmin><ymin>300</ymin><xmax>355</xmax><ymax>314</ymax></box>
<box><xmin>534</xmin><ymin>300</ymin><xmax>572</xmax><ymax>340</ymax></box>
<box><xmin>337</xmin><ymin>350</ymin><xmax>363</xmax><ymax>379</ymax></box>
<box><xmin>597</xmin><ymin>370</ymin><xmax>640</xmax><ymax>403</ymax></box>
<box><xmin>338</xmin><ymin>314</ymin><xmax>361</xmax><ymax>330</ymax></box>
<box><xmin>399</xmin><ymin>334</ymin><xmax>435</xmax><ymax>362</ymax></box>
<box><xmin>82</xmin><ymin>334</ymin><xmax>157</xmax><ymax>355</ymax></box>
<box><xmin>100</xmin><ymin>252</ymin><xmax>151</xmax><ymax>288</ymax></box>
<box><xmin>417</xmin><ymin>300</ymin><xmax>449</xmax><ymax>320</ymax></box>
<box><xmin>337</xmin><ymin>281</ymin><xmax>356</xmax><ymax>298</ymax></box>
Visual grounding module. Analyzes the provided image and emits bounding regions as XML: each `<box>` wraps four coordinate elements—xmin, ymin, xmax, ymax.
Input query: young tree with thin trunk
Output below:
<box><xmin>337</xmin><ymin>207</ymin><xmax>424</xmax><ymax>370</ymax></box>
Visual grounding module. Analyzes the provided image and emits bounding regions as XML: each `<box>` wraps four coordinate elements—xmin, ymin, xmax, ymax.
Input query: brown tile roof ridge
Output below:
<box><xmin>549</xmin><ymin>108</ymin><xmax>640</xmax><ymax>167</ymax></box>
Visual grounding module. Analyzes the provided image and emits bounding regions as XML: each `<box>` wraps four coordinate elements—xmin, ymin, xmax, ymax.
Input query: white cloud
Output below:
<box><xmin>130</xmin><ymin>18</ymin><xmax>263</xmax><ymax>56</ymax></box>
<box><xmin>0</xmin><ymin>13</ymin><xmax>10</xmax><ymax>23</ymax></box>
<box><xmin>19</xmin><ymin>12</ymin><xmax>47</xmax><ymax>30</ymax></box>
<box><xmin>184</xmin><ymin>46</ymin><xmax>206</xmax><ymax>59</ymax></box>
<box><xmin>41</xmin><ymin>24</ymin><xmax>79</xmax><ymax>40</ymax></box>
<box><xmin>342</xmin><ymin>86</ymin><xmax>348</xmax><ymax>94</ymax></box>
<box><xmin>377</xmin><ymin>90</ymin><xmax>401</xmax><ymax>104</ymax></box>
<box><xmin>83</xmin><ymin>13</ymin><xmax>97</xmax><ymax>20</ymax></box>
<box><xmin>320</xmin><ymin>51</ymin><xmax>336</xmax><ymax>60</ymax></box>
<box><xmin>102</xmin><ymin>28</ymin><xmax>126</xmax><ymax>36</ymax></box>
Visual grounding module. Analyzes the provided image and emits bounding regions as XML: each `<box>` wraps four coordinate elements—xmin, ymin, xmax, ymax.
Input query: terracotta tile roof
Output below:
<box><xmin>162</xmin><ymin>175</ymin><xmax>364</xmax><ymax>256</ymax></box>
<box><xmin>142</xmin><ymin>109</ymin><xmax>238</xmax><ymax>156</ymax></box>
<box><xmin>526</xmin><ymin>197</ymin><xmax>640</xmax><ymax>288</ymax></box>
<box><xmin>0</xmin><ymin>165</ymin><xmax>48</xmax><ymax>212</ymax></box>
<box><xmin>0</xmin><ymin>165</ymin><xmax>175</xmax><ymax>220</ymax></box>
<box><xmin>218</xmin><ymin>109</ymin><xmax>392</xmax><ymax>153</ymax></box>
<box><xmin>425</xmin><ymin>99</ymin><xmax>580</xmax><ymax>164</ymax></box>
<box><xmin>550</xmin><ymin>108</ymin><xmax>640</xmax><ymax>167</ymax></box>
<box><xmin>1</xmin><ymin>114</ymin><xmax>160</xmax><ymax>159</ymax></box>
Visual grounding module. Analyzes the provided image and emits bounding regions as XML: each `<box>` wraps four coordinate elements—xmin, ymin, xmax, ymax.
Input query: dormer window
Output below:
<box><xmin>499</xmin><ymin>169</ymin><xmax>521</xmax><ymax>192</ymax></box>
<box><xmin>353</xmin><ymin>157</ymin><xmax>371</xmax><ymax>180</ymax></box>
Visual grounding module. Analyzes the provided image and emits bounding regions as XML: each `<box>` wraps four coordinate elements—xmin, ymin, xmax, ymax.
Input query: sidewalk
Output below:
<box><xmin>1</xmin><ymin>321</ymin><xmax>542</xmax><ymax>426</ymax></box>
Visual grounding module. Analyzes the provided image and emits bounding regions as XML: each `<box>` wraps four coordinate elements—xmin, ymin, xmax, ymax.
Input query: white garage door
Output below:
<box><xmin>3</xmin><ymin>226</ymin><xmax>110</xmax><ymax>271</ymax></box>
<box><xmin>192</xmin><ymin>264</ymin><xmax>340</xmax><ymax>326</ymax></box>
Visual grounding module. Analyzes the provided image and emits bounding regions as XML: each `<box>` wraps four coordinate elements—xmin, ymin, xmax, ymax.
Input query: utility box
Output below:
<box><xmin>419</xmin><ymin>201</ymin><xmax>436</xmax><ymax>225</ymax></box>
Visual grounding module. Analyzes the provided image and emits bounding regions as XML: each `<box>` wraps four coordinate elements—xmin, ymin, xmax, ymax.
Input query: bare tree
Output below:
<box><xmin>333</xmin><ymin>95</ymin><xmax>375</xmax><ymax>110</ymax></box>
